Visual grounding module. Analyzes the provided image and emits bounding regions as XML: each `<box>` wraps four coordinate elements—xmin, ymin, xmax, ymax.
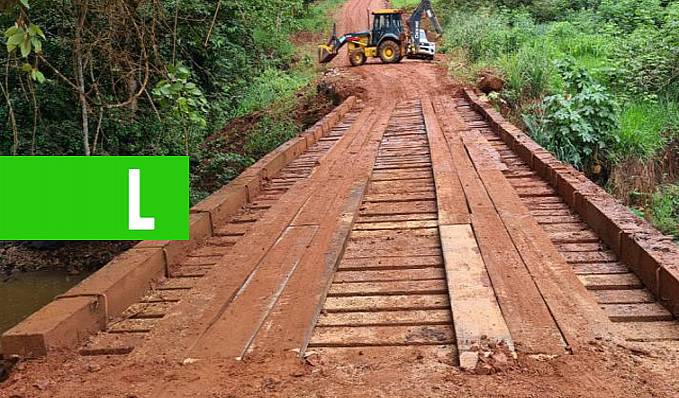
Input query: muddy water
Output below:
<box><xmin>0</xmin><ymin>271</ymin><xmax>89</xmax><ymax>335</ymax></box>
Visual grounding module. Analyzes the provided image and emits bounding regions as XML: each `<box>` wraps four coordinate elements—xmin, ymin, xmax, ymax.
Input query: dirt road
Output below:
<box><xmin>330</xmin><ymin>0</ymin><xmax>453</xmax><ymax>103</ymax></box>
<box><xmin>2</xmin><ymin>0</ymin><xmax>679</xmax><ymax>397</ymax></box>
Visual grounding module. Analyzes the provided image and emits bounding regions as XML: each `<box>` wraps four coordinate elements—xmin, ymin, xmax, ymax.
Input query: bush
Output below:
<box><xmin>524</xmin><ymin>61</ymin><xmax>619</xmax><ymax>171</ymax></box>
<box><xmin>244</xmin><ymin>116</ymin><xmax>299</xmax><ymax>159</ymax></box>
<box><xmin>648</xmin><ymin>184</ymin><xmax>679</xmax><ymax>237</ymax></box>
<box><xmin>606</xmin><ymin>26</ymin><xmax>678</xmax><ymax>101</ymax></box>
<box><xmin>233</xmin><ymin>68</ymin><xmax>311</xmax><ymax>118</ymax></box>
<box><xmin>597</xmin><ymin>0</ymin><xmax>666</xmax><ymax>32</ymax></box>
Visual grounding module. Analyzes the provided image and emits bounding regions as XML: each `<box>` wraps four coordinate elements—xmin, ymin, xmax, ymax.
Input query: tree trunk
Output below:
<box><xmin>74</xmin><ymin>0</ymin><xmax>90</xmax><ymax>156</ymax></box>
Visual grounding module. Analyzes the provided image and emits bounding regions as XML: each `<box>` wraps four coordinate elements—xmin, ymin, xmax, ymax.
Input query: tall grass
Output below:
<box><xmin>615</xmin><ymin>100</ymin><xmax>677</xmax><ymax>161</ymax></box>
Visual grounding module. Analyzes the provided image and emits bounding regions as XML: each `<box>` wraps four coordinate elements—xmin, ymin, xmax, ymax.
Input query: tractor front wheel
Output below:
<box><xmin>378</xmin><ymin>40</ymin><xmax>401</xmax><ymax>64</ymax></box>
<box><xmin>349</xmin><ymin>49</ymin><xmax>367</xmax><ymax>67</ymax></box>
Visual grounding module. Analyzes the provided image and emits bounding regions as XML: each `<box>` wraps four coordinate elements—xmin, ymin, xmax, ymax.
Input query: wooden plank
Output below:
<box><xmin>439</xmin><ymin>224</ymin><xmax>514</xmax><ymax>354</ymax></box>
<box><xmin>371</xmin><ymin>169</ymin><xmax>432</xmax><ymax>181</ymax></box>
<box><xmin>324</xmin><ymin>294</ymin><xmax>450</xmax><ymax>312</ymax></box>
<box><xmin>108</xmin><ymin>318</ymin><xmax>157</xmax><ymax>334</ymax></box>
<box><xmin>343</xmin><ymin>246</ymin><xmax>442</xmax><ymax>258</ymax></box>
<box><xmin>359</xmin><ymin>199</ymin><xmax>437</xmax><ymax>216</ymax></box>
<box><xmin>620</xmin><ymin>322</ymin><xmax>679</xmax><ymax>342</ymax></box>
<box><xmin>549</xmin><ymin>230</ymin><xmax>600</xmax><ymax>243</ymax></box>
<box><xmin>328</xmin><ymin>279</ymin><xmax>448</xmax><ymax>296</ymax></box>
<box><xmin>530</xmin><ymin>209</ymin><xmax>573</xmax><ymax>216</ymax></box>
<box><xmin>562</xmin><ymin>251</ymin><xmax>618</xmax><ymax>264</ymax></box>
<box><xmin>422</xmin><ymin>96</ymin><xmax>470</xmax><ymax>225</ymax></box>
<box><xmin>369</xmin><ymin>180</ymin><xmax>435</xmax><ymax>195</ymax></box>
<box><xmin>316</xmin><ymin>310</ymin><xmax>452</xmax><ymax>327</ymax></box>
<box><xmin>591</xmin><ymin>289</ymin><xmax>656</xmax><ymax>304</ymax></box>
<box><xmin>352</xmin><ymin>220</ymin><xmax>438</xmax><ymax>231</ymax></box>
<box><xmin>602</xmin><ymin>303</ymin><xmax>674</xmax><ymax>322</ymax></box>
<box><xmin>556</xmin><ymin>243</ymin><xmax>608</xmax><ymax>252</ymax></box>
<box><xmin>363</xmin><ymin>192</ymin><xmax>436</xmax><ymax>202</ymax></box>
<box><xmin>309</xmin><ymin>325</ymin><xmax>455</xmax><ymax>347</ymax></box>
<box><xmin>355</xmin><ymin>213</ymin><xmax>437</xmax><ymax>223</ymax></box>
<box><xmin>536</xmin><ymin>216</ymin><xmax>582</xmax><ymax>225</ymax></box>
<box><xmin>349</xmin><ymin>227</ymin><xmax>439</xmax><ymax>240</ymax></box>
<box><xmin>139</xmin><ymin>289</ymin><xmax>185</xmax><ymax>303</ymax></box>
<box><xmin>172</xmin><ymin>266</ymin><xmax>212</xmax><ymax>278</ymax></box>
<box><xmin>338</xmin><ymin>255</ymin><xmax>443</xmax><ymax>270</ymax></box>
<box><xmin>123</xmin><ymin>302</ymin><xmax>175</xmax><ymax>319</ymax></box>
<box><xmin>571</xmin><ymin>262</ymin><xmax>630</xmax><ymax>275</ymax></box>
<box><xmin>334</xmin><ymin>267</ymin><xmax>444</xmax><ymax>283</ymax></box>
<box><xmin>158</xmin><ymin>277</ymin><xmax>200</xmax><ymax>290</ymax></box>
<box><xmin>541</xmin><ymin>223</ymin><xmax>589</xmax><ymax>233</ymax></box>
<box><xmin>190</xmin><ymin>225</ymin><xmax>318</xmax><ymax>359</ymax></box>
<box><xmin>514</xmin><ymin>186</ymin><xmax>557</xmax><ymax>197</ymax></box>
<box><xmin>579</xmin><ymin>273</ymin><xmax>643</xmax><ymax>290</ymax></box>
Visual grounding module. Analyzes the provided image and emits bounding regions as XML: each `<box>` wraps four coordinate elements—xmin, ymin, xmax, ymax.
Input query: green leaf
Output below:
<box><xmin>7</xmin><ymin>30</ymin><xmax>25</xmax><ymax>48</ymax></box>
<box><xmin>20</xmin><ymin>37</ymin><xmax>32</xmax><ymax>58</ymax></box>
<box><xmin>7</xmin><ymin>29</ymin><xmax>24</xmax><ymax>53</ymax></box>
<box><xmin>30</xmin><ymin>37</ymin><xmax>42</xmax><ymax>53</ymax></box>
<box><xmin>30</xmin><ymin>69</ymin><xmax>45</xmax><ymax>83</ymax></box>
<box><xmin>21</xmin><ymin>63</ymin><xmax>32</xmax><ymax>72</ymax></box>
<box><xmin>27</xmin><ymin>23</ymin><xmax>44</xmax><ymax>39</ymax></box>
<box><xmin>4</xmin><ymin>25</ymin><xmax>19</xmax><ymax>39</ymax></box>
<box><xmin>20</xmin><ymin>0</ymin><xmax>30</xmax><ymax>9</ymax></box>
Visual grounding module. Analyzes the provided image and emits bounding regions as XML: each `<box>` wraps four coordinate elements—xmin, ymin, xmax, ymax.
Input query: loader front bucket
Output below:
<box><xmin>318</xmin><ymin>45</ymin><xmax>338</xmax><ymax>64</ymax></box>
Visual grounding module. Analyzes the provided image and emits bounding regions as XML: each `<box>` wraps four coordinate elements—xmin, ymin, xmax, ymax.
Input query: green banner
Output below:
<box><xmin>0</xmin><ymin>157</ymin><xmax>189</xmax><ymax>240</ymax></box>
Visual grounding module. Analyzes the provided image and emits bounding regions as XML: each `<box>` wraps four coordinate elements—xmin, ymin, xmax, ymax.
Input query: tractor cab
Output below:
<box><xmin>370</xmin><ymin>9</ymin><xmax>404</xmax><ymax>47</ymax></box>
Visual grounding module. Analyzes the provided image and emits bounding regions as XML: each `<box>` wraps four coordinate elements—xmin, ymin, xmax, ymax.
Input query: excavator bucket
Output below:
<box><xmin>318</xmin><ymin>23</ymin><xmax>340</xmax><ymax>64</ymax></box>
<box><xmin>318</xmin><ymin>44</ymin><xmax>338</xmax><ymax>64</ymax></box>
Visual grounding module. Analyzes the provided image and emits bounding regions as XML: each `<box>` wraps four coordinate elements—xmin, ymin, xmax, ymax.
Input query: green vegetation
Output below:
<box><xmin>0</xmin><ymin>0</ymin><xmax>342</xmax><ymax>203</ymax></box>
<box><xmin>391</xmin><ymin>0</ymin><xmax>423</xmax><ymax>8</ymax></box>
<box><xmin>434</xmin><ymin>0</ymin><xmax>679</xmax><ymax>238</ymax></box>
<box><xmin>648</xmin><ymin>184</ymin><xmax>679</xmax><ymax>237</ymax></box>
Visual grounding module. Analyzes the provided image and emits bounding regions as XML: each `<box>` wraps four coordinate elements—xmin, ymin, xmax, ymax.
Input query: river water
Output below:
<box><xmin>0</xmin><ymin>271</ymin><xmax>89</xmax><ymax>336</ymax></box>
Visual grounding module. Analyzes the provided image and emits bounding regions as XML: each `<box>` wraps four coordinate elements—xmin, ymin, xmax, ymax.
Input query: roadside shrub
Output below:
<box><xmin>648</xmin><ymin>184</ymin><xmax>679</xmax><ymax>237</ymax></box>
<box><xmin>530</xmin><ymin>0</ymin><xmax>571</xmax><ymax>22</ymax></box>
<box><xmin>606</xmin><ymin>26</ymin><xmax>678</xmax><ymax>101</ymax></box>
<box><xmin>597</xmin><ymin>0</ymin><xmax>666</xmax><ymax>32</ymax></box>
<box><xmin>524</xmin><ymin>61</ymin><xmax>619</xmax><ymax>171</ymax></box>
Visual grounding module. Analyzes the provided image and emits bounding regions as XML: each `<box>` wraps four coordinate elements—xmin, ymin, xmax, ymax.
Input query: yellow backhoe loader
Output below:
<box><xmin>318</xmin><ymin>0</ymin><xmax>442</xmax><ymax>66</ymax></box>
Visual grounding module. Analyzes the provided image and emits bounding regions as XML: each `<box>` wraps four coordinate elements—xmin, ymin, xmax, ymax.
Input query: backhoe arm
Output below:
<box><xmin>318</xmin><ymin>23</ymin><xmax>350</xmax><ymax>64</ymax></box>
<box><xmin>407</xmin><ymin>0</ymin><xmax>442</xmax><ymax>55</ymax></box>
<box><xmin>409</xmin><ymin>0</ymin><xmax>442</xmax><ymax>36</ymax></box>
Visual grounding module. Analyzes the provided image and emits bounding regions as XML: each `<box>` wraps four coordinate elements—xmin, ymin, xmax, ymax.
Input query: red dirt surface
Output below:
<box><xmin>2</xmin><ymin>1</ymin><xmax>679</xmax><ymax>397</ymax></box>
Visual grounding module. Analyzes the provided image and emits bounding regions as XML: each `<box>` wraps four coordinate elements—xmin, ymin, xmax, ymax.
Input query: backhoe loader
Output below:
<box><xmin>318</xmin><ymin>0</ymin><xmax>442</xmax><ymax>66</ymax></box>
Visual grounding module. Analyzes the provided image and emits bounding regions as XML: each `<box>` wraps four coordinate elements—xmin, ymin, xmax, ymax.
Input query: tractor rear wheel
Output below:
<box><xmin>349</xmin><ymin>49</ymin><xmax>367</xmax><ymax>66</ymax></box>
<box><xmin>378</xmin><ymin>40</ymin><xmax>401</xmax><ymax>64</ymax></box>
